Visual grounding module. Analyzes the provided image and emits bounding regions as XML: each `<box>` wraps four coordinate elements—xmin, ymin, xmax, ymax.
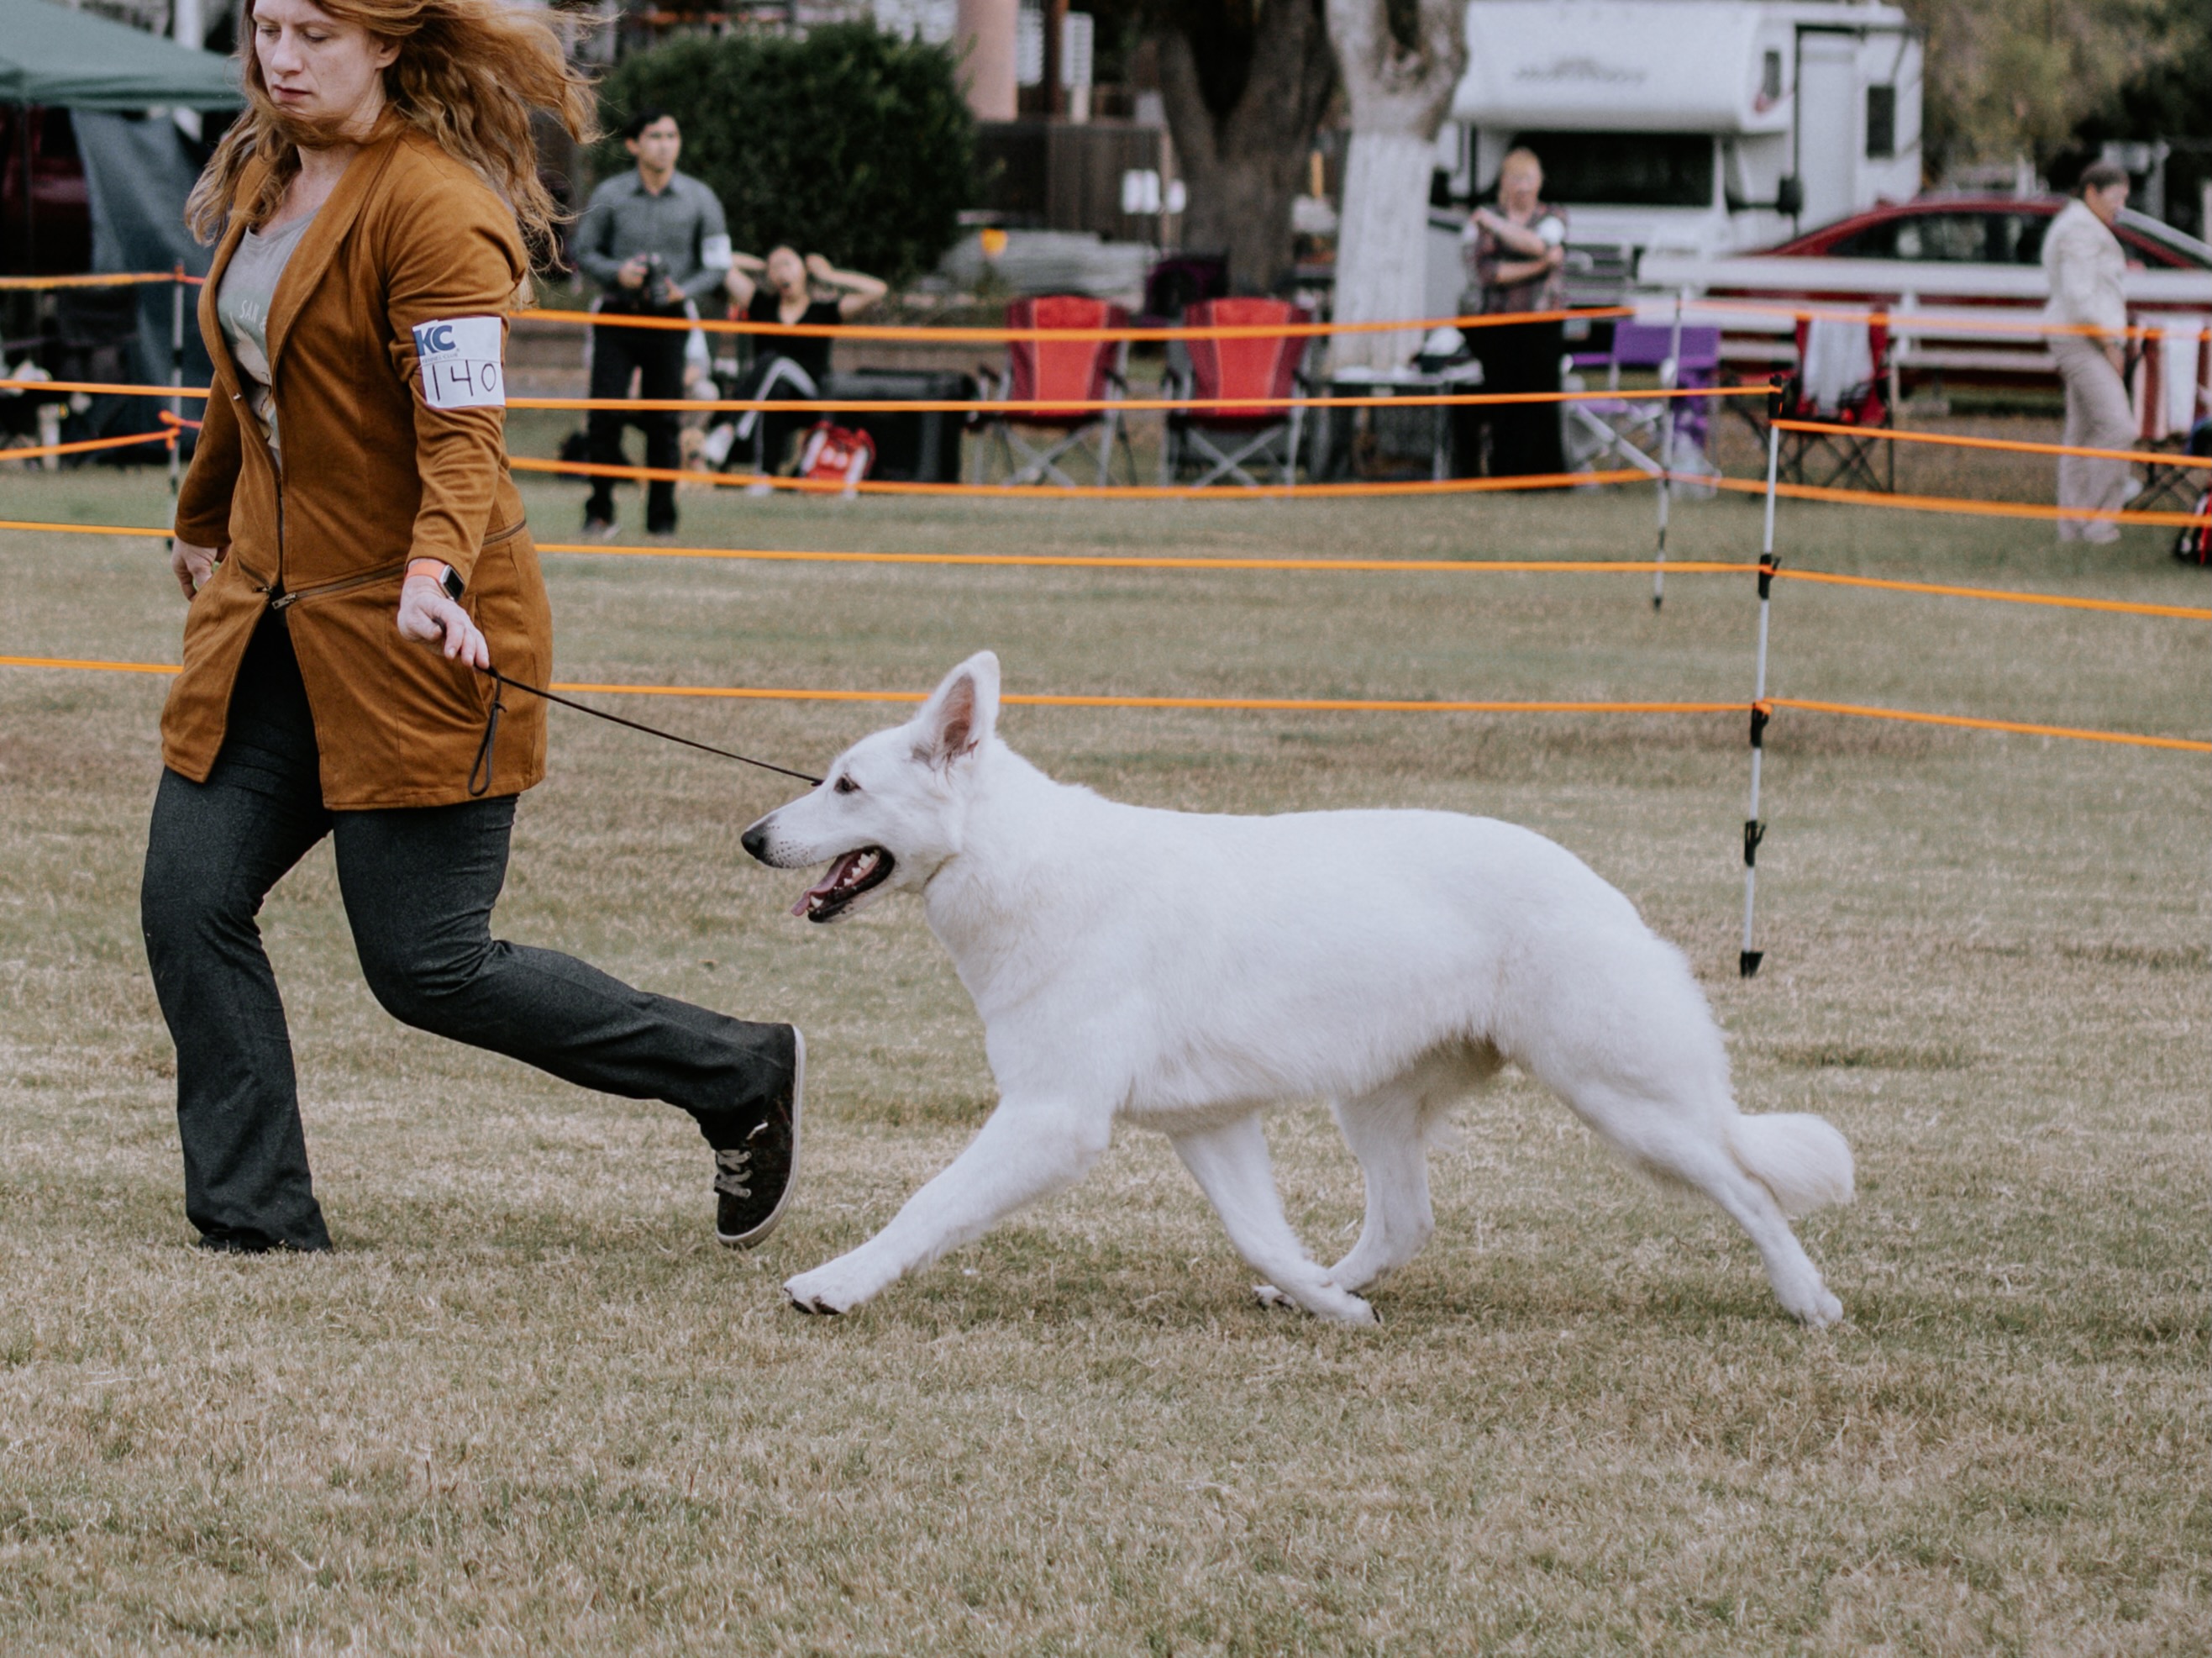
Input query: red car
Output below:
<box><xmin>1646</xmin><ymin>195</ymin><xmax>2212</xmax><ymax>415</ymax></box>
<box><xmin>1758</xmin><ymin>194</ymin><xmax>2212</xmax><ymax>272</ymax></box>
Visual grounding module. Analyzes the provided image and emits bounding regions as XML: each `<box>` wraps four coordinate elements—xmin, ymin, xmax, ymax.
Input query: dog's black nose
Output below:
<box><xmin>741</xmin><ymin>824</ymin><xmax>770</xmax><ymax>863</ymax></box>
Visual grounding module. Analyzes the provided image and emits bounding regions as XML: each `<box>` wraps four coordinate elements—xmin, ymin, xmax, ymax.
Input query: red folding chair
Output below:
<box><xmin>1778</xmin><ymin>315</ymin><xmax>1895</xmax><ymax>492</ymax></box>
<box><xmin>972</xmin><ymin>296</ymin><xmax>1135</xmax><ymax>487</ymax></box>
<box><xmin>1159</xmin><ymin>298</ymin><xmax>1314</xmax><ymax>487</ymax></box>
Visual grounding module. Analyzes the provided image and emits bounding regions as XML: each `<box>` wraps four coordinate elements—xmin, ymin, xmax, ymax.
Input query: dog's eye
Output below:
<box><xmin>833</xmin><ymin>775</ymin><xmax>860</xmax><ymax>795</ymax></box>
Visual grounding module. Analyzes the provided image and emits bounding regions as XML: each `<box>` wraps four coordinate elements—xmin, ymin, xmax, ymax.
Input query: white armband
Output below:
<box><xmin>411</xmin><ymin>316</ymin><xmax>505</xmax><ymax>410</ymax></box>
<box><xmin>700</xmin><ymin>234</ymin><xmax>733</xmax><ymax>271</ymax></box>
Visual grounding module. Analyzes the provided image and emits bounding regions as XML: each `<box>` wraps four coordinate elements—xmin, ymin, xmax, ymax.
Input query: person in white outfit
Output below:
<box><xmin>2041</xmin><ymin>162</ymin><xmax>2137</xmax><ymax>544</ymax></box>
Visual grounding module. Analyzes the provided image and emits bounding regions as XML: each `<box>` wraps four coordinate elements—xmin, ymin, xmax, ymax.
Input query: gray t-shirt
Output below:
<box><xmin>216</xmin><ymin>208</ymin><xmax>318</xmax><ymax>459</ymax></box>
<box><xmin>570</xmin><ymin>170</ymin><xmax>730</xmax><ymax>307</ymax></box>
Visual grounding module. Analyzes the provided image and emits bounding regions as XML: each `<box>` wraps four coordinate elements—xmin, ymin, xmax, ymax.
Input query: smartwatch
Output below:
<box><xmin>409</xmin><ymin>561</ymin><xmax>465</xmax><ymax>601</ymax></box>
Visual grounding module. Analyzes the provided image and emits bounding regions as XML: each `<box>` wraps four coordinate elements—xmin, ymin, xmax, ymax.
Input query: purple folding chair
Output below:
<box><xmin>1567</xmin><ymin>321</ymin><xmax>1721</xmax><ymax>475</ymax></box>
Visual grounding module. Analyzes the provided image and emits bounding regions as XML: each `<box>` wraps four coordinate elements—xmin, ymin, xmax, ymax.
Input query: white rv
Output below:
<box><xmin>1427</xmin><ymin>0</ymin><xmax>1923</xmax><ymax>312</ymax></box>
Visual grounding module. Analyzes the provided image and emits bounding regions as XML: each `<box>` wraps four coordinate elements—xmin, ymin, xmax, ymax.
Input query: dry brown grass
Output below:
<box><xmin>0</xmin><ymin>465</ymin><xmax>2205</xmax><ymax>1655</ymax></box>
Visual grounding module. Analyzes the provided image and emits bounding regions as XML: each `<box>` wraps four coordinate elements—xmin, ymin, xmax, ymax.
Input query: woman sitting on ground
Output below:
<box><xmin>704</xmin><ymin>245</ymin><xmax>886</xmax><ymax>477</ymax></box>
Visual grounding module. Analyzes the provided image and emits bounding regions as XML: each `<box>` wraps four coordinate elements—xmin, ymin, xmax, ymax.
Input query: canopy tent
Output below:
<box><xmin>0</xmin><ymin>0</ymin><xmax>243</xmax><ymax>111</ymax></box>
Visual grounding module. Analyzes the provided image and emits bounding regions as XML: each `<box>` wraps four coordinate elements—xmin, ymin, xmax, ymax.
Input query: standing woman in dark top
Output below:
<box><xmin>711</xmin><ymin>244</ymin><xmax>885</xmax><ymax>477</ymax></box>
<box><xmin>1458</xmin><ymin>145</ymin><xmax>1569</xmax><ymax>479</ymax></box>
<box><xmin>145</xmin><ymin>0</ymin><xmax>804</xmax><ymax>1256</ymax></box>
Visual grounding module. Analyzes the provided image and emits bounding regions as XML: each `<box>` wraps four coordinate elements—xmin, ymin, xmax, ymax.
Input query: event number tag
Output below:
<box><xmin>412</xmin><ymin>316</ymin><xmax>505</xmax><ymax>410</ymax></box>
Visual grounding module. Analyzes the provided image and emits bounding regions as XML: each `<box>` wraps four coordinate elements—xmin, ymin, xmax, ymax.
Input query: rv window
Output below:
<box><xmin>1761</xmin><ymin>52</ymin><xmax>1783</xmax><ymax>104</ymax></box>
<box><xmin>1499</xmin><ymin>132</ymin><xmax>1715</xmax><ymax>209</ymax></box>
<box><xmin>1866</xmin><ymin>87</ymin><xmax>1896</xmax><ymax>161</ymax></box>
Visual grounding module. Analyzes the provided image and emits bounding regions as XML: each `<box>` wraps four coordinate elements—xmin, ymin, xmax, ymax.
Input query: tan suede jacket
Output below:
<box><xmin>163</xmin><ymin>127</ymin><xmax>552</xmax><ymax>808</ymax></box>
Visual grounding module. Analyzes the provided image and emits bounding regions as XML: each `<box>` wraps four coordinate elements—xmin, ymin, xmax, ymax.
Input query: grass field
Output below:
<box><xmin>0</xmin><ymin>460</ymin><xmax>2206</xmax><ymax>1655</ymax></box>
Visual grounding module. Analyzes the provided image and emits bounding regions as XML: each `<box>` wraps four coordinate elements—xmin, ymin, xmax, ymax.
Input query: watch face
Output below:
<box><xmin>441</xmin><ymin>566</ymin><xmax>465</xmax><ymax>601</ymax></box>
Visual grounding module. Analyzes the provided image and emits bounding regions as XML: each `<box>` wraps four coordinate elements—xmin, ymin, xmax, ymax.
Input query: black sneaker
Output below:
<box><xmin>713</xmin><ymin>1026</ymin><xmax>803</xmax><ymax>1249</ymax></box>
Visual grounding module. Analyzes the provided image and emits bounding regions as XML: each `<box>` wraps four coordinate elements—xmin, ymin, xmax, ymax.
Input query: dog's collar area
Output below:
<box><xmin>795</xmin><ymin>846</ymin><xmax>896</xmax><ymax>923</ymax></box>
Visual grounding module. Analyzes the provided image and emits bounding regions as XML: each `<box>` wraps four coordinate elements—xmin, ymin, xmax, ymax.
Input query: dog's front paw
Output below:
<box><xmin>1253</xmin><ymin>1282</ymin><xmax>1379</xmax><ymax>1326</ymax></box>
<box><xmin>1796</xmin><ymin>1288</ymin><xmax>1845</xmax><ymax>1329</ymax></box>
<box><xmin>784</xmin><ymin>1260</ymin><xmax>880</xmax><ymax>1317</ymax></box>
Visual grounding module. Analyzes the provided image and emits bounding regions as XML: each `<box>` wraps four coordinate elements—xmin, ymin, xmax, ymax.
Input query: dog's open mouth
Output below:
<box><xmin>794</xmin><ymin>846</ymin><xmax>896</xmax><ymax>923</ymax></box>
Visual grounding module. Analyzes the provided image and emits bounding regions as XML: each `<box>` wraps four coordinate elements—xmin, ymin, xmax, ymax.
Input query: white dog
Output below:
<box><xmin>743</xmin><ymin>653</ymin><xmax>1852</xmax><ymax>1327</ymax></box>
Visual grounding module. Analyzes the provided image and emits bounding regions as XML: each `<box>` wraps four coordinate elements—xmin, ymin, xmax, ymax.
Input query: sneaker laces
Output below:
<box><xmin>712</xmin><ymin>1122</ymin><xmax>770</xmax><ymax>1199</ymax></box>
<box><xmin>712</xmin><ymin>1145</ymin><xmax>752</xmax><ymax>1199</ymax></box>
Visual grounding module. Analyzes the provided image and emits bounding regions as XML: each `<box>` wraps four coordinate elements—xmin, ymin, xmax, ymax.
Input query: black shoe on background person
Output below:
<box><xmin>707</xmin><ymin>1025</ymin><xmax>804</xmax><ymax>1248</ymax></box>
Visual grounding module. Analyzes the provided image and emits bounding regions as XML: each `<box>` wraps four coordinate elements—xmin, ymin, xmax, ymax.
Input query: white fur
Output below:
<box><xmin>743</xmin><ymin>652</ymin><xmax>1853</xmax><ymax>1328</ymax></box>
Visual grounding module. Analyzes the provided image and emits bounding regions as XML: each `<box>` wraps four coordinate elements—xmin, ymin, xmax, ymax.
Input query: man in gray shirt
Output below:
<box><xmin>571</xmin><ymin>108</ymin><xmax>731</xmax><ymax>539</ymax></box>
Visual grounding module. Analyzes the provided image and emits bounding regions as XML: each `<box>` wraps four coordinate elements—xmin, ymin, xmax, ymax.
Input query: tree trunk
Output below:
<box><xmin>1325</xmin><ymin>0</ymin><xmax>1465</xmax><ymax>371</ymax></box>
<box><xmin>1156</xmin><ymin>0</ymin><xmax>1336</xmax><ymax>297</ymax></box>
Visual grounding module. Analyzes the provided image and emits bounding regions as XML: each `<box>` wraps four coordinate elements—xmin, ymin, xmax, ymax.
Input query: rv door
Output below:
<box><xmin>1794</xmin><ymin>31</ymin><xmax>1859</xmax><ymax>232</ymax></box>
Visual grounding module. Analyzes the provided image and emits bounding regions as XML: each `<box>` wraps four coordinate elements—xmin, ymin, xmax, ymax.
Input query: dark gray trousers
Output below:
<box><xmin>140</xmin><ymin>613</ymin><xmax>793</xmax><ymax>1250</ymax></box>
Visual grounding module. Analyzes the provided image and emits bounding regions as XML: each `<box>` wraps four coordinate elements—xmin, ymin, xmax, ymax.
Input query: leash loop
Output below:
<box><xmin>468</xmin><ymin>686</ymin><xmax>504</xmax><ymax>797</ymax></box>
<box><xmin>475</xmin><ymin>665</ymin><xmax>823</xmax><ymax>786</ymax></box>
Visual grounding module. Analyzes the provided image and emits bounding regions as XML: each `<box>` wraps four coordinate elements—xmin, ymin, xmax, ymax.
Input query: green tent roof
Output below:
<box><xmin>2</xmin><ymin>0</ymin><xmax>243</xmax><ymax>110</ymax></box>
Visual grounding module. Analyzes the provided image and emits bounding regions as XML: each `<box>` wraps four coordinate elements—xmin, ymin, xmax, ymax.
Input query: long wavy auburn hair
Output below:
<box><xmin>186</xmin><ymin>0</ymin><xmax>598</xmax><ymax>266</ymax></box>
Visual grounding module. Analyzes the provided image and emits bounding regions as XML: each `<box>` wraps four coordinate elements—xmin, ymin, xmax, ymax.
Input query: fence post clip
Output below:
<box><xmin>1756</xmin><ymin>555</ymin><xmax>1779</xmax><ymax>600</ymax></box>
<box><xmin>1766</xmin><ymin>372</ymin><xmax>1795</xmax><ymax>424</ymax></box>
<box><xmin>1749</xmin><ymin>701</ymin><xmax>1769</xmax><ymax>749</ymax></box>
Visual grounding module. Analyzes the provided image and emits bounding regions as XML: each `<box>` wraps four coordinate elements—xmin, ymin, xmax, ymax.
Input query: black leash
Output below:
<box><xmin>470</xmin><ymin>664</ymin><xmax>824</xmax><ymax>793</ymax></box>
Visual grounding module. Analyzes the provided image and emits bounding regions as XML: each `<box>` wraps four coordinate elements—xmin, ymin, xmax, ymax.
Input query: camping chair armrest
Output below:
<box><xmin>969</xmin><ymin>364</ymin><xmax>1008</xmax><ymax>428</ymax></box>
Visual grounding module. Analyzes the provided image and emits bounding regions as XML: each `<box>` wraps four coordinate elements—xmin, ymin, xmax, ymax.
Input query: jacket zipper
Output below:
<box><xmin>265</xmin><ymin>559</ymin><xmax>410</xmax><ymax>611</ymax></box>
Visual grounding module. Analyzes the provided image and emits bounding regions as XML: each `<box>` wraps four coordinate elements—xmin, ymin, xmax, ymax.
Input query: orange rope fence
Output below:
<box><xmin>1766</xmin><ymin>697</ymin><xmax>2212</xmax><ymax>754</ymax></box>
<box><xmin>511</xmin><ymin>454</ymin><xmax>1649</xmax><ymax>501</ymax></box>
<box><xmin>0</xmin><ymin>378</ymin><xmax>210</xmax><ymax>399</ymax></box>
<box><xmin>3</xmin><ymin>652</ymin><xmax>2200</xmax><ymax>751</ymax></box>
<box><xmin>3</xmin><ymin>516</ymin><xmax>2204</xmax><ymax>621</ymax></box>
<box><xmin>6</xmin><ymin>271</ymin><xmax>2202</xmax><ymax>345</ymax></box>
<box><xmin>0</xmin><ymin>429</ymin><xmax>175</xmax><ymax>465</ymax></box>
<box><xmin>1695</xmin><ymin>472</ymin><xmax>2209</xmax><ymax>530</ymax></box>
<box><xmin>0</xmin><ymin>375</ymin><xmax>1763</xmax><ymax>416</ymax></box>
<box><xmin>517</xmin><ymin>384</ymin><xmax>1761</xmax><ymax>415</ymax></box>
<box><xmin>0</xmin><ymin>271</ymin><xmax>187</xmax><ymax>291</ymax></box>
<box><xmin>1773</xmin><ymin>418</ymin><xmax>2212</xmax><ymax>471</ymax></box>
<box><xmin>519</xmin><ymin>303</ymin><xmax>1628</xmax><ymax>344</ymax></box>
<box><xmin>528</xmin><ymin>540</ymin><xmax>1752</xmax><ymax>576</ymax></box>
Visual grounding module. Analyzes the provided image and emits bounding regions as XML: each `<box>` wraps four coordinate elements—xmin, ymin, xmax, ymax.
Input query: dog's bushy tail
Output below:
<box><xmin>1726</xmin><ymin>1112</ymin><xmax>1855</xmax><ymax>1218</ymax></box>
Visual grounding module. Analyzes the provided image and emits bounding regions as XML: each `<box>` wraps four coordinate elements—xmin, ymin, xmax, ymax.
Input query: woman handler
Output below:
<box><xmin>2041</xmin><ymin>161</ymin><xmax>2138</xmax><ymax>544</ymax></box>
<box><xmin>144</xmin><ymin>0</ymin><xmax>802</xmax><ymax>1254</ymax></box>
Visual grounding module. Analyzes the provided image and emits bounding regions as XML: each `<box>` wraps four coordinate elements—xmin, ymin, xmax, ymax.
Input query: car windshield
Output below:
<box><xmin>1828</xmin><ymin>212</ymin><xmax>2048</xmax><ymax>264</ymax></box>
<box><xmin>2115</xmin><ymin>208</ymin><xmax>2212</xmax><ymax>271</ymax></box>
<box><xmin>1501</xmin><ymin>132</ymin><xmax>1715</xmax><ymax>210</ymax></box>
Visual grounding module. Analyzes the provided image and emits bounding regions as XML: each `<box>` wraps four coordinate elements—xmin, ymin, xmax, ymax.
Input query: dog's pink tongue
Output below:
<box><xmin>793</xmin><ymin>850</ymin><xmax>866</xmax><ymax>917</ymax></box>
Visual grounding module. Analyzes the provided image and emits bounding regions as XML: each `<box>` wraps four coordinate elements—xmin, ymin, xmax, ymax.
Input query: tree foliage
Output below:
<box><xmin>1899</xmin><ymin>0</ymin><xmax>2194</xmax><ymax>171</ymax></box>
<box><xmin>590</xmin><ymin>23</ymin><xmax>975</xmax><ymax>287</ymax></box>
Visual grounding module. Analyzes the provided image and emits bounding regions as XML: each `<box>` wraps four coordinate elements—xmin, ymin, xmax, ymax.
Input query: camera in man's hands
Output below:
<box><xmin>607</xmin><ymin>251</ymin><xmax>682</xmax><ymax>314</ymax></box>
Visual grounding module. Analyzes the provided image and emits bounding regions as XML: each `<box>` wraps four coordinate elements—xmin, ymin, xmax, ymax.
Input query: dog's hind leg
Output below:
<box><xmin>1653</xmin><ymin>1134</ymin><xmax>1843</xmax><ymax>1328</ymax></box>
<box><xmin>1321</xmin><ymin>1082</ymin><xmax>1433</xmax><ymax>1295</ymax></box>
<box><xmin>1565</xmin><ymin>1085</ymin><xmax>1844</xmax><ymax>1329</ymax></box>
<box><xmin>1170</xmin><ymin>1113</ymin><xmax>1376</xmax><ymax>1325</ymax></box>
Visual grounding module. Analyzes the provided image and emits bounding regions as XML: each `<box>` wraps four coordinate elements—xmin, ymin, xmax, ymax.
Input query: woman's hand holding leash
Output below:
<box><xmin>397</xmin><ymin>563</ymin><xmax>489</xmax><ymax>669</ymax></box>
<box><xmin>171</xmin><ymin>538</ymin><xmax>223</xmax><ymax>600</ymax></box>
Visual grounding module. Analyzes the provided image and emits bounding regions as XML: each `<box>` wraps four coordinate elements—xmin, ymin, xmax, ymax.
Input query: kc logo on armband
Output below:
<box><xmin>412</xmin><ymin>316</ymin><xmax>505</xmax><ymax>410</ymax></box>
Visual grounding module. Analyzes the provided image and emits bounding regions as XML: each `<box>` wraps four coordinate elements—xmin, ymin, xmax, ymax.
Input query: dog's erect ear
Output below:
<box><xmin>914</xmin><ymin>651</ymin><xmax>1001</xmax><ymax>766</ymax></box>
